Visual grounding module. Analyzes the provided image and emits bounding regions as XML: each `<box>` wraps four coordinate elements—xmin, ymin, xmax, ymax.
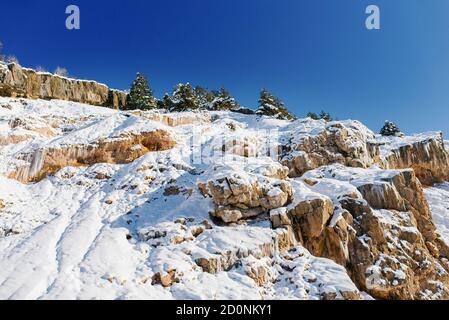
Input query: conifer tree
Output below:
<box><xmin>125</xmin><ymin>73</ymin><xmax>156</xmax><ymax>110</ymax></box>
<box><xmin>194</xmin><ymin>86</ymin><xmax>215</xmax><ymax>110</ymax></box>
<box><xmin>380</xmin><ymin>120</ymin><xmax>402</xmax><ymax>137</ymax></box>
<box><xmin>211</xmin><ymin>87</ymin><xmax>239</xmax><ymax>111</ymax></box>
<box><xmin>157</xmin><ymin>93</ymin><xmax>173</xmax><ymax>110</ymax></box>
<box><xmin>307</xmin><ymin>112</ymin><xmax>319</xmax><ymax>120</ymax></box>
<box><xmin>319</xmin><ymin>111</ymin><xmax>332</xmax><ymax>122</ymax></box>
<box><xmin>256</xmin><ymin>89</ymin><xmax>295</xmax><ymax>120</ymax></box>
<box><xmin>170</xmin><ymin>83</ymin><xmax>199</xmax><ymax>111</ymax></box>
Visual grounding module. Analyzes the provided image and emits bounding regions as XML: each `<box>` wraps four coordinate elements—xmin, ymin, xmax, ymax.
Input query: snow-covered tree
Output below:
<box><xmin>125</xmin><ymin>73</ymin><xmax>157</xmax><ymax>111</ymax></box>
<box><xmin>5</xmin><ymin>56</ymin><xmax>19</xmax><ymax>65</ymax></box>
<box><xmin>193</xmin><ymin>86</ymin><xmax>214</xmax><ymax>110</ymax></box>
<box><xmin>157</xmin><ymin>93</ymin><xmax>174</xmax><ymax>110</ymax></box>
<box><xmin>319</xmin><ymin>111</ymin><xmax>332</xmax><ymax>122</ymax></box>
<box><xmin>306</xmin><ymin>111</ymin><xmax>332</xmax><ymax>121</ymax></box>
<box><xmin>35</xmin><ymin>66</ymin><xmax>48</xmax><ymax>73</ymax></box>
<box><xmin>170</xmin><ymin>83</ymin><xmax>199</xmax><ymax>112</ymax></box>
<box><xmin>256</xmin><ymin>89</ymin><xmax>295</xmax><ymax>120</ymax></box>
<box><xmin>307</xmin><ymin>112</ymin><xmax>319</xmax><ymax>120</ymax></box>
<box><xmin>54</xmin><ymin>67</ymin><xmax>69</xmax><ymax>77</ymax></box>
<box><xmin>210</xmin><ymin>87</ymin><xmax>239</xmax><ymax>111</ymax></box>
<box><xmin>380</xmin><ymin>120</ymin><xmax>402</xmax><ymax>137</ymax></box>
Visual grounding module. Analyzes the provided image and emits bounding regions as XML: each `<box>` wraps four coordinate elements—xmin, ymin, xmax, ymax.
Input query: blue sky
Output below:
<box><xmin>1</xmin><ymin>0</ymin><xmax>449</xmax><ymax>136</ymax></box>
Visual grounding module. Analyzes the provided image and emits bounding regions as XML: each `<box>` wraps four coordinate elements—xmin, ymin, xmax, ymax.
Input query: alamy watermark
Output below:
<box><xmin>65</xmin><ymin>4</ymin><xmax>380</xmax><ymax>31</ymax></box>
<box><xmin>65</xmin><ymin>5</ymin><xmax>80</xmax><ymax>30</ymax></box>
<box><xmin>366</xmin><ymin>5</ymin><xmax>380</xmax><ymax>30</ymax></box>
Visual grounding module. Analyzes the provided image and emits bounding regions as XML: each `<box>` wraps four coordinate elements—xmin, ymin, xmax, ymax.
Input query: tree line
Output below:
<box><xmin>125</xmin><ymin>73</ymin><xmax>307</xmax><ymax>121</ymax></box>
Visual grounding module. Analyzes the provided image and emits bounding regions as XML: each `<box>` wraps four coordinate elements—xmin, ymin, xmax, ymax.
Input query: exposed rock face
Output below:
<box><xmin>197</xmin><ymin>162</ymin><xmax>292</xmax><ymax>223</ymax></box>
<box><xmin>381</xmin><ymin>133</ymin><xmax>449</xmax><ymax>185</ymax></box>
<box><xmin>194</xmin><ymin>228</ymin><xmax>295</xmax><ymax>274</ymax></box>
<box><xmin>9</xmin><ymin>130</ymin><xmax>176</xmax><ymax>183</ymax></box>
<box><xmin>275</xmin><ymin>165</ymin><xmax>449</xmax><ymax>300</ymax></box>
<box><xmin>0</xmin><ymin>62</ymin><xmax>126</xmax><ymax>109</ymax></box>
<box><xmin>282</xmin><ymin>119</ymin><xmax>380</xmax><ymax>177</ymax></box>
<box><xmin>282</xmin><ymin>119</ymin><xmax>449</xmax><ymax>187</ymax></box>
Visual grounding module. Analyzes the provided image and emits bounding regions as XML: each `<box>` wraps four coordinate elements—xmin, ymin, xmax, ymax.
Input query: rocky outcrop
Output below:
<box><xmin>381</xmin><ymin>133</ymin><xmax>449</xmax><ymax>185</ymax></box>
<box><xmin>275</xmin><ymin>165</ymin><xmax>449</xmax><ymax>300</ymax></box>
<box><xmin>198</xmin><ymin>163</ymin><xmax>292</xmax><ymax>223</ymax></box>
<box><xmin>194</xmin><ymin>228</ymin><xmax>295</xmax><ymax>274</ymax></box>
<box><xmin>282</xmin><ymin>119</ymin><xmax>380</xmax><ymax>177</ymax></box>
<box><xmin>0</xmin><ymin>62</ymin><xmax>126</xmax><ymax>109</ymax></box>
<box><xmin>282</xmin><ymin>119</ymin><xmax>449</xmax><ymax>187</ymax></box>
<box><xmin>9</xmin><ymin>129</ymin><xmax>176</xmax><ymax>183</ymax></box>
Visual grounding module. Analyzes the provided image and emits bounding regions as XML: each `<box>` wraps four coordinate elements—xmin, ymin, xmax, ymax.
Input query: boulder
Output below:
<box><xmin>198</xmin><ymin>170</ymin><xmax>292</xmax><ymax>223</ymax></box>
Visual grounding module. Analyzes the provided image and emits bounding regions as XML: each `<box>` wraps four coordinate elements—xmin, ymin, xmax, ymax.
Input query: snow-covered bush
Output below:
<box><xmin>35</xmin><ymin>66</ymin><xmax>48</xmax><ymax>73</ymax></box>
<box><xmin>4</xmin><ymin>55</ymin><xmax>19</xmax><ymax>65</ymax></box>
<box><xmin>380</xmin><ymin>120</ymin><xmax>402</xmax><ymax>137</ymax></box>
<box><xmin>54</xmin><ymin>66</ymin><xmax>69</xmax><ymax>77</ymax></box>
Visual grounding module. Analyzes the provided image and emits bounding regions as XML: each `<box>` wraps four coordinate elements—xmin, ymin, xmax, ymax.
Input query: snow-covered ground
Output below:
<box><xmin>0</xmin><ymin>97</ymin><xmax>363</xmax><ymax>300</ymax></box>
<box><xmin>425</xmin><ymin>183</ymin><xmax>449</xmax><ymax>245</ymax></box>
<box><xmin>1</xmin><ymin>97</ymin><xmax>448</xmax><ymax>300</ymax></box>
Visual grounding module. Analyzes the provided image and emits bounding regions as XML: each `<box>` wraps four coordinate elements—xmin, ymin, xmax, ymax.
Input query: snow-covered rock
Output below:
<box><xmin>1</xmin><ymin>96</ymin><xmax>449</xmax><ymax>300</ymax></box>
<box><xmin>0</xmin><ymin>62</ymin><xmax>126</xmax><ymax>109</ymax></box>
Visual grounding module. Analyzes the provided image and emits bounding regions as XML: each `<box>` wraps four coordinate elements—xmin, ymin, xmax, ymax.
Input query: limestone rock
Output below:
<box><xmin>381</xmin><ymin>133</ymin><xmax>449</xmax><ymax>185</ymax></box>
<box><xmin>198</xmin><ymin>162</ymin><xmax>292</xmax><ymax>223</ymax></box>
<box><xmin>0</xmin><ymin>62</ymin><xmax>126</xmax><ymax>109</ymax></box>
<box><xmin>282</xmin><ymin>119</ymin><xmax>380</xmax><ymax>177</ymax></box>
<box><xmin>290</xmin><ymin>165</ymin><xmax>449</xmax><ymax>300</ymax></box>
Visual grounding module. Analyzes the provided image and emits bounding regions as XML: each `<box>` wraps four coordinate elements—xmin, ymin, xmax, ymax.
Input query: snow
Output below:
<box><xmin>302</xmin><ymin>164</ymin><xmax>408</xmax><ymax>189</ymax></box>
<box><xmin>376</xmin><ymin>131</ymin><xmax>443</xmax><ymax>159</ymax></box>
<box><xmin>0</xmin><ymin>97</ymin><xmax>365</xmax><ymax>300</ymax></box>
<box><xmin>1</xmin><ymin>96</ymin><xmax>446</xmax><ymax>300</ymax></box>
<box><xmin>425</xmin><ymin>183</ymin><xmax>449</xmax><ymax>245</ymax></box>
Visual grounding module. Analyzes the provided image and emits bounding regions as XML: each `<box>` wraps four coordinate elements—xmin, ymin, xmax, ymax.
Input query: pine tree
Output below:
<box><xmin>170</xmin><ymin>83</ymin><xmax>199</xmax><ymax>111</ymax></box>
<box><xmin>125</xmin><ymin>73</ymin><xmax>156</xmax><ymax>111</ymax></box>
<box><xmin>307</xmin><ymin>112</ymin><xmax>319</xmax><ymax>120</ymax></box>
<box><xmin>194</xmin><ymin>86</ymin><xmax>215</xmax><ymax>110</ymax></box>
<box><xmin>157</xmin><ymin>93</ymin><xmax>173</xmax><ymax>110</ymax></box>
<box><xmin>380</xmin><ymin>120</ymin><xmax>402</xmax><ymax>137</ymax></box>
<box><xmin>211</xmin><ymin>87</ymin><xmax>239</xmax><ymax>111</ymax></box>
<box><xmin>256</xmin><ymin>89</ymin><xmax>295</xmax><ymax>120</ymax></box>
<box><xmin>319</xmin><ymin>111</ymin><xmax>332</xmax><ymax>122</ymax></box>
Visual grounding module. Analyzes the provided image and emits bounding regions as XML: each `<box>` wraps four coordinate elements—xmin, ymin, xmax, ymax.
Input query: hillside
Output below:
<box><xmin>1</xmin><ymin>96</ymin><xmax>449</xmax><ymax>300</ymax></box>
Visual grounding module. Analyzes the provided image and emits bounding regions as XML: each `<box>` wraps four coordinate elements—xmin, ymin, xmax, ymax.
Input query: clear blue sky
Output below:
<box><xmin>1</xmin><ymin>0</ymin><xmax>449</xmax><ymax>136</ymax></box>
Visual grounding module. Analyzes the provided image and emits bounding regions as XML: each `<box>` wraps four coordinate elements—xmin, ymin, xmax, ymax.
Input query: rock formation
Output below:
<box><xmin>271</xmin><ymin>165</ymin><xmax>449</xmax><ymax>299</ymax></box>
<box><xmin>281</xmin><ymin>119</ymin><xmax>449</xmax><ymax>186</ymax></box>
<box><xmin>198</xmin><ymin>161</ymin><xmax>292</xmax><ymax>223</ymax></box>
<box><xmin>381</xmin><ymin>133</ymin><xmax>449</xmax><ymax>185</ymax></box>
<box><xmin>0</xmin><ymin>62</ymin><xmax>126</xmax><ymax>109</ymax></box>
<box><xmin>1</xmin><ymin>96</ymin><xmax>449</xmax><ymax>300</ymax></box>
